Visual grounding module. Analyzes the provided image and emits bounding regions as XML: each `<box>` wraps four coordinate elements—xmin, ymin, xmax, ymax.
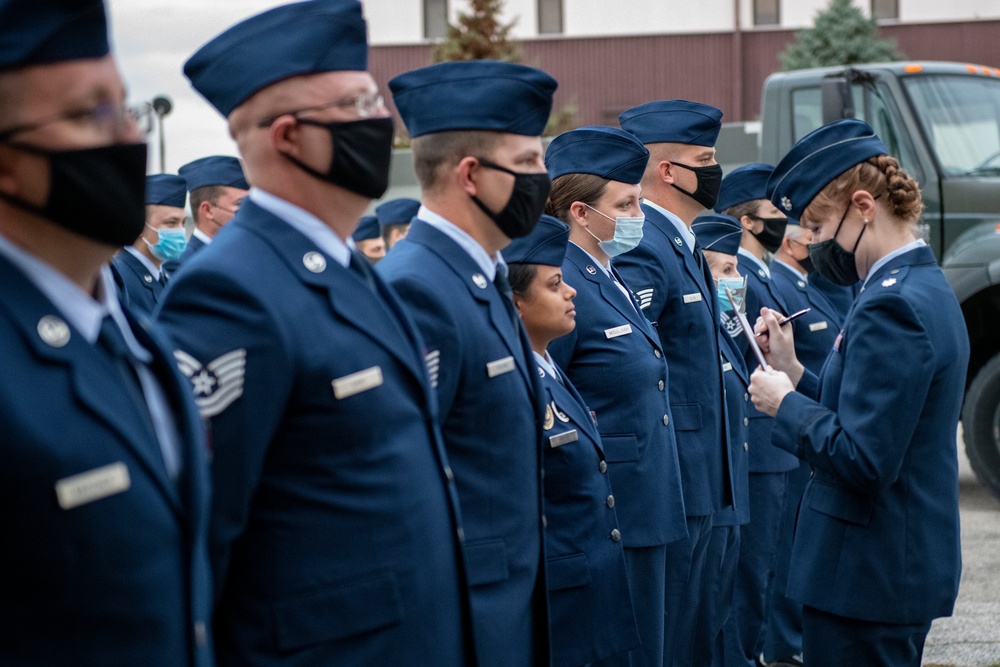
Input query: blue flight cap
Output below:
<box><xmin>715</xmin><ymin>163</ymin><xmax>774</xmax><ymax>213</ymax></box>
<box><xmin>179</xmin><ymin>156</ymin><xmax>249</xmax><ymax>192</ymax></box>
<box><xmin>767</xmin><ymin>119</ymin><xmax>889</xmax><ymax>222</ymax></box>
<box><xmin>0</xmin><ymin>0</ymin><xmax>109</xmax><ymax>70</ymax></box>
<box><xmin>352</xmin><ymin>215</ymin><xmax>380</xmax><ymax>242</ymax></box>
<box><xmin>619</xmin><ymin>100</ymin><xmax>723</xmax><ymax>147</ymax></box>
<box><xmin>184</xmin><ymin>0</ymin><xmax>369</xmax><ymax>117</ymax></box>
<box><xmin>692</xmin><ymin>214</ymin><xmax>742</xmax><ymax>256</ymax></box>
<box><xmin>390</xmin><ymin>60</ymin><xmax>557</xmax><ymax>138</ymax></box>
<box><xmin>502</xmin><ymin>215</ymin><xmax>570</xmax><ymax>267</ymax></box>
<box><xmin>545</xmin><ymin>126</ymin><xmax>650</xmax><ymax>184</ymax></box>
<box><xmin>145</xmin><ymin>174</ymin><xmax>188</xmax><ymax>208</ymax></box>
<box><xmin>375</xmin><ymin>198</ymin><xmax>420</xmax><ymax>228</ymax></box>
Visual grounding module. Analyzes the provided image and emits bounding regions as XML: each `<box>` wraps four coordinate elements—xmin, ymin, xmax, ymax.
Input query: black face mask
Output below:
<box><xmin>470</xmin><ymin>158</ymin><xmax>551</xmax><ymax>239</ymax></box>
<box><xmin>284</xmin><ymin>116</ymin><xmax>394</xmax><ymax>199</ymax></box>
<box><xmin>798</xmin><ymin>253</ymin><xmax>815</xmax><ymax>274</ymax></box>
<box><xmin>0</xmin><ymin>141</ymin><xmax>148</xmax><ymax>246</ymax></box>
<box><xmin>807</xmin><ymin>202</ymin><xmax>865</xmax><ymax>286</ymax></box>
<box><xmin>749</xmin><ymin>215</ymin><xmax>788</xmax><ymax>254</ymax></box>
<box><xmin>670</xmin><ymin>161</ymin><xmax>723</xmax><ymax>210</ymax></box>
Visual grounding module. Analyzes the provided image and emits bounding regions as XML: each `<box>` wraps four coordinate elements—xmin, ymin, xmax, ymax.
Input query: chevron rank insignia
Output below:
<box><xmin>173</xmin><ymin>348</ymin><xmax>247</xmax><ymax>418</ymax></box>
<box><xmin>424</xmin><ymin>349</ymin><xmax>441</xmax><ymax>388</ymax></box>
<box><xmin>635</xmin><ymin>288</ymin><xmax>654</xmax><ymax>310</ymax></box>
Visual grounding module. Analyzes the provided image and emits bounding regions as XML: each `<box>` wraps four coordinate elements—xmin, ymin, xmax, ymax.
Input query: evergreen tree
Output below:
<box><xmin>434</xmin><ymin>0</ymin><xmax>521</xmax><ymax>63</ymax></box>
<box><xmin>780</xmin><ymin>0</ymin><xmax>904</xmax><ymax>71</ymax></box>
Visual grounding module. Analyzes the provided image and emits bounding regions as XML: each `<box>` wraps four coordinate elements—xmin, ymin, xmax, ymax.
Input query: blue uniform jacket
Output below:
<box><xmin>715</xmin><ymin>329</ymin><xmax>751</xmax><ymax>527</ymax></box>
<box><xmin>772</xmin><ymin>245</ymin><xmax>968</xmax><ymax>624</ymax></box>
<box><xmin>549</xmin><ymin>243</ymin><xmax>687</xmax><ymax>547</ymax></box>
<box><xmin>615</xmin><ymin>203</ymin><xmax>734</xmax><ymax>516</ymax></box>
<box><xmin>155</xmin><ymin>202</ymin><xmax>472</xmax><ymax>667</ymax></box>
<box><xmin>163</xmin><ymin>233</ymin><xmax>207</xmax><ymax>277</ymax></box>
<box><xmin>809</xmin><ymin>270</ymin><xmax>858</xmax><ymax>320</ymax></box>
<box><xmin>769</xmin><ymin>261</ymin><xmax>842</xmax><ymax>375</ymax></box>
<box><xmin>737</xmin><ymin>253</ymin><xmax>799</xmax><ymax>474</ymax></box>
<box><xmin>0</xmin><ymin>255</ymin><xmax>213</xmax><ymax>667</ymax></box>
<box><xmin>377</xmin><ymin>218</ymin><xmax>547</xmax><ymax>667</ymax></box>
<box><xmin>111</xmin><ymin>249</ymin><xmax>164</xmax><ymax>315</ymax></box>
<box><xmin>538</xmin><ymin>360</ymin><xmax>641</xmax><ymax>667</ymax></box>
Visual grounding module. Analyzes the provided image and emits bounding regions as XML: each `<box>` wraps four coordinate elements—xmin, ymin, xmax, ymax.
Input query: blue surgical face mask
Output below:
<box><xmin>147</xmin><ymin>225</ymin><xmax>188</xmax><ymax>261</ymax></box>
<box><xmin>716</xmin><ymin>274</ymin><xmax>747</xmax><ymax>312</ymax></box>
<box><xmin>583</xmin><ymin>203</ymin><xmax>644</xmax><ymax>257</ymax></box>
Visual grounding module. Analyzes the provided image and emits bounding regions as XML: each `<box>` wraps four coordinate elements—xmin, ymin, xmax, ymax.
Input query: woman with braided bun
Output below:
<box><xmin>748</xmin><ymin>119</ymin><xmax>969</xmax><ymax>667</ymax></box>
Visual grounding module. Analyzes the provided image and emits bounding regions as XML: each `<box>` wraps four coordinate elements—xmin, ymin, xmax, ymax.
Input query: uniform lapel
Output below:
<box><xmin>405</xmin><ymin>220</ymin><xmax>536</xmax><ymax>392</ymax></box>
<box><xmin>239</xmin><ymin>203</ymin><xmax>429</xmax><ymax>388</ymax></box>
<box><xmin>0</xmin><ymin>256</ymin><xmax>182</xmax><ymax>511</ymax></box>
<box><xmin>566</xmin><ymin>244</ymin><xmax>660</xmax><ymax>350</ymax></box>
<box><xmin>117</xmin><ymin>251</ymin><xmax>162</xmax><ymax>302</ymax></box>
<box><xmin>540</xmin><ymin>369</ymin><xmax>602</xmax><ymax>457</ymax></box>
<box><xmin>642</xmin><ymin>204</ymin><xmax>715</xmax><ymax>306</ymax></box>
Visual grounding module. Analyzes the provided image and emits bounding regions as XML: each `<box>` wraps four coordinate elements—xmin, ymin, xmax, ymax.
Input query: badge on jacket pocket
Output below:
<box><xmin>332</xmin><ymin>366</ymin><xmax>384</xmax><ymax>399</ymax></box>
<box><xmin>549</xmin><ymin>429</ymin><xmax>579</xmax><ymax>448</ymax></box>
<box><xmin>487</xmin><ymin>356</ymin><xmax>515</xmax><ymax>378</ymax></box>
<box><xmin>55</xmin><ymin>462</ymin><xmax>131</xmax><ymax>510</ymax></box>
<box><xmin>809</xmin><ymin>321</ymin><xmax>829</xmax><ymax>332</ymax></box>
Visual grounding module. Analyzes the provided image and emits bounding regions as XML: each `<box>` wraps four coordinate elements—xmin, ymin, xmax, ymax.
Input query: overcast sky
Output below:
<box><xmin>108</xmin><ymin>0</ymin><xmax>288</xmax><ymax>173</ymax></box>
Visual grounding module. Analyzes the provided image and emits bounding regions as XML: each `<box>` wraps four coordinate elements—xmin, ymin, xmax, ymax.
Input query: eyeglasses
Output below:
<box><xmin>256</xmin><ymin>91</ymin><xmax>385</xmax><ymax>127</ymax></box>
<box><xmin>0</xmin><ymin>101</ymin><xmax>154</xmax><ymax>141</ymax></box>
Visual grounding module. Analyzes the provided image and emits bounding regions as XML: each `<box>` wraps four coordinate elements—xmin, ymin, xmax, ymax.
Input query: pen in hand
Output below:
<box><xmin>755</xmin><ymin>308</ymin><xmax>811</xmax><ymax>337</ymax></box>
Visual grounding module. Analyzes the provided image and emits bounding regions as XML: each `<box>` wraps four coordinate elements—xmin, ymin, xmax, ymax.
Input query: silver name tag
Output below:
<box><xmin>487</xmin><ymin>356</ymin><xmax>516</xmax><ymax>378</ymax></box>
<box><xmin>549</xmin><ymin>429</ymin><xmax>579</xmax><ymax>448</ymax></box>
<box><xmin>56</xmin><ymin>462</ymin><xmax>131</xmax><ymax>510</ymax></box>
<box><xmin>683</xmin><ymin>292</ymin><xmax>702</xmax><ymax>304</ymax></box>
<box><xmin>809</xmin><ymin>321</ymin><xmax>829</xmax><ymax>332</ymax></box>
<box><xmin>722</xmin><ymin>362</ymin><xmax>733</xmax><ymax>372</ymax></box>
<box><xmin>605</xmin><ymin>324</ymin><xmax>633</xmax><ymax>339</ymax></box>
<box><xmin>332</xmin><ymin>366</ymin><xmax>383</xmax><ymax>399</ymax></box>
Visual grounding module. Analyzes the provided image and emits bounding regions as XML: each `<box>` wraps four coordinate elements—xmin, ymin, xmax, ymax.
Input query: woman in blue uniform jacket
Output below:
<box><xmin>689</xmin><ymin>215</ymin><xmax>752</xmax><ymax>667</ymax></box>
<box><xmin>543</xmin><ymin>126</ymin><xmax>687</xmax><ymax>667</ymax></box>
<box><xmin>750</xmin><ymin>119</ymin><xmax>970</xmax><ymax>667</ymax></box>
<box><xmin>504</xmin><ymin>215</ymin><xmax>639</xmax><ymax>667</ymax></box>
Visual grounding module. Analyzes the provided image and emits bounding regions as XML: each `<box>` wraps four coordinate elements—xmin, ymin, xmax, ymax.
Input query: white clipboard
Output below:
<box><xmin>725</xmin><ymin>286</ymin><xmax>769</xmax><ymax>370</ymax></box>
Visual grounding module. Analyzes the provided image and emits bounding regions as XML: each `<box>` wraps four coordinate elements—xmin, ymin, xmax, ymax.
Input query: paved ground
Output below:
<box><xmin>922</xmin><ymin>431</ymin><xmax>1000</xmax><ymax>667</ymax></box>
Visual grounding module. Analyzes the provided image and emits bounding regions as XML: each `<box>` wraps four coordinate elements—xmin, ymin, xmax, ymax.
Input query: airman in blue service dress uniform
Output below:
<box><xmin>165</xmin><ymin>155</ymin><xmax>249</xmax><ymax>275</ymax></box>
<box><xmin>715</xmin><ymin>164</ymin><xmax>801</xmax><ymax>667</ymax></box>
<box><xmin>375</xmin><ymin>196</ymin><xmax>420</xmax><ymax>251</ymax></box>
<box><xmin>0</xmin><ymin>2</ymin><xmax>212</xmax><ymax>664</ymax></box>
<box><xmin>543</xmin><ymin>125</ymin><xmax>686</xmax><ymax>667</ymax></box>
<box><xmin>111</xmin><ymin>174</ymin><xmax>187</xmax><ymax>314</ymax></box>
<box><xmin>750</xmin><ymin>119</ymin><xmax>970</xmax><ymax>667</ymax></box>
<box><xmin>351</xmin><ymin>212</ymin><xmax>384</xmax><ymax>263</ymax></box>
<box><xmin>616</xmin><ymin>101</ymin><xmax>735</xmax><ymax>667</ymax></box>
<box><xmin>155</xmin><ymin>3</ymin><xmax>472</xmax><ymax>665</ymax></box>
<box><xmin>504</xmin><ymin>214</ymin><xmax>640</xmax><ymax>667</ymax></box>
<box><xmin>377</xmin><ymin>59</ymin><xmax>555</xmax><ymax>667</ymax></box>
<box><xmin>690</xmin><ymin>214</ymin><xmax>752</xmax><ymax>667</ymax></box>
<box><xmin>762</xmin><ymin>218</ymin><xmax>844</xmax><ymax>667</ymax></box>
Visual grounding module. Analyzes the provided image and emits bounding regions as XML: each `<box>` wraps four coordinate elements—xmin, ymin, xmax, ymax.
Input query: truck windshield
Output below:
<box><xmin>904</xmin><ymin>74</ymin><xmax>1000</xmax><ymax>176</ymax></box>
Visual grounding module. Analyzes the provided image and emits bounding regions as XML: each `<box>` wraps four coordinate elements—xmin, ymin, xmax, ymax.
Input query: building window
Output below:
<box><xmin>424</xmin><ymin>0</ymin><xmax>448</xmax><ymax>39</ymax></box>
<box><xmin>538</xmin><ymin>0</ymin><xmax>563</xmax><ymax>34</ymax></box>
<box><xmin>872</xmin><ymin>0</ymin><xmax>898</xmax><ymax>20</ymax></box>
<box><xmin>753</xmin><ymin>0</ymin><xmax>779</xmax><ymax>26</ymax></box>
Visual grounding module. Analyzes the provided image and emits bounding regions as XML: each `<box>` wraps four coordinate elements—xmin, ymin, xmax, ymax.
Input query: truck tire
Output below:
<box><xmin>963</xmin><ymin>352</ymin><xmax>1000</xmax><ymax>502</ymax></box>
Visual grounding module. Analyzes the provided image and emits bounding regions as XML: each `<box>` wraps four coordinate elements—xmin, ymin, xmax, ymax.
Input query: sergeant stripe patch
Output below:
<box><xmin>425</xmin><ymin>349</ymin><xmax>441</xmax><ymax>388</ymax></box>
<box><xmin>635</xmin><ymin>288</ymin><xmax>654</xmax><ymax>310</ymax></box>
<box><xmin>174</xmin><ymin>348</ymin><xmax>247</xmax><ymax>418</ymax></box>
